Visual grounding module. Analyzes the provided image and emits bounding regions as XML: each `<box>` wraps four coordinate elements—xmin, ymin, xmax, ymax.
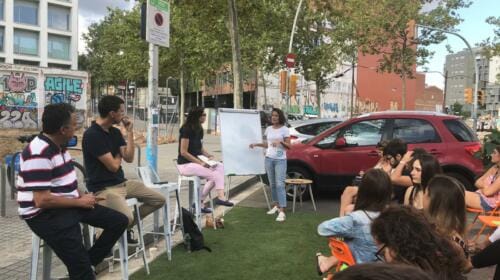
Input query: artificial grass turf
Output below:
<box><xmin>131</xmin><ymin>206</ymin><xmax>331</xmax><ymax>280</ymax></box>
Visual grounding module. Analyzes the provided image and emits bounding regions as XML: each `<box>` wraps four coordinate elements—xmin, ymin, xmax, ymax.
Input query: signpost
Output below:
<box><xmin>285</xmin><ymin>53</ymin><xmax>296</xmax><ymax>69</ymax></box>
<box><xmin>144</xmin><ymin>0</ymin><xmax>170</xmax><ymax>171</ymax></box>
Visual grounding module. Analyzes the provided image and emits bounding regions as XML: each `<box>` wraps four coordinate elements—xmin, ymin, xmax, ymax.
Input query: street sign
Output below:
<box><xmin>146</xmin><ymin>0</ymin><xmax>170</xmax><ymax>47</ymax></box>
<box><xmin>284</xmin><ymin>53</ymin><xmax>296</xmax><ymax>68</ymax></box>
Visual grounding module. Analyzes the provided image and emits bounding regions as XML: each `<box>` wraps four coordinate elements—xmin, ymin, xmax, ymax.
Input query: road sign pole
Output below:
<box><xmin>146</xmin><ymin>43</ymin><xmax>159</xmax><ymax>171</ymax></box>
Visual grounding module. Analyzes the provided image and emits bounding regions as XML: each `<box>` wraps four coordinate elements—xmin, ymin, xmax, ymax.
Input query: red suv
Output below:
<box><xmin>287</xmin><ymin>111</ymin><xmax>483</xmax><ymax>191</ymax></box>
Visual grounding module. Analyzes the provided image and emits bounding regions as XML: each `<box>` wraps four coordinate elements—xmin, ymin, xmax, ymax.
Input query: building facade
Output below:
<box><xmin>415</xmin><ymin>85</ymin><xmax>444</xmax><ymax>112</ymax></box>
<box><xmin>443</xmin><ymin>48</ymin><xmax>488</xmax><ymax>112</ymax></box>
<box><xmin>0</xmin><ymin>0</ymin><xmax>78</xmax><ymax>70</ymax></box>
<box><xmin>486</xmin><ymin>55</ymin><xmax>500</xmax><ymax>116</ymax></box>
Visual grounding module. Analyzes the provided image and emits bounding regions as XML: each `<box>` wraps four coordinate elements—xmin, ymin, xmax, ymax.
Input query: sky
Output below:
<box><xmin>78</xmin><ymin>1</ymin><xmax>497</xmax><ymax>90</ymax></box>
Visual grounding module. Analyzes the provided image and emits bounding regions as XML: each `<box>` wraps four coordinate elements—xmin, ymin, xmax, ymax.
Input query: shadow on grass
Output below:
<box><xmin>132</xmin><ymin>206</ymin><xmax>331</xmax><ymax>280</ymax></box>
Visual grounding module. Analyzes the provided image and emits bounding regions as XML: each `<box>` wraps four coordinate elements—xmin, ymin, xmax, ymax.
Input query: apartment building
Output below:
<box><xmin>0</xmin><ymin>0</ymin><xmax>78</xmax><ymax>70</ymax></box>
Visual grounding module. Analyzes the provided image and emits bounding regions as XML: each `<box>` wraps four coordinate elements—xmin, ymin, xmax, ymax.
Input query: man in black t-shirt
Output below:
<box><xmin>83</xmin><ymin>96</ymin><xmax>165</xmax><ymax>243</ymax></box>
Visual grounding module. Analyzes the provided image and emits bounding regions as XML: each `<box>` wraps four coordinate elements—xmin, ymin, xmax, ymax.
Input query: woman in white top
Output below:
<box><xmin>250</xmin><ymin>108</ymin><xmax>291</xmax><ymax>222</ymax></box>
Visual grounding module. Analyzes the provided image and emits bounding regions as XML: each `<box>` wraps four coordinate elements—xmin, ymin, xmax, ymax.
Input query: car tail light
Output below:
<box><xmin>290</xmin><ymin>135</ymin><xmax>298</xmax><ymax>140</ymax></box>
<box><xmin>464</xmin><ymin>143</ymin><xmax>481</xmax><ymax>156</ymax></box>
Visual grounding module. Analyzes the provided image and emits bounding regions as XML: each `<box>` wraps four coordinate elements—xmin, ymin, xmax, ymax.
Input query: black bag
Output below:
<box><xmin>181</xmin><ymin>207</ymin><xmax>211</xmax><ymax>252</ymax></box>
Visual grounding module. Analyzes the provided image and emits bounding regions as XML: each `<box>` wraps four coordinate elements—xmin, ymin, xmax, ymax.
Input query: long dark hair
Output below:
<box><xmin>410</xmin><ymin>154</ymin><xmax>442</xmax><ymax>204</ymax></box>
<box><xmin>271</xmin><ymin>108</ymin><xmax>286</xmax><ymax>125</ymax></box>
<box><xmin>183</xmin><ymin>107</ymin><xmax>204</xmax><ymax>132</ymax></box>
<box><xmin>354</xmin><ymin>169</ymin><xmax>393</xmax><ymax>212</ymax></box>
<box><xmin>371</xmin><ymin>206</ymin><xmax>467</xmax><ymax>280</ymax></box>
<box><xmin>426</xmin><ymin>175</ymin><xmax>466</xmax><ymax>236</ymax></box>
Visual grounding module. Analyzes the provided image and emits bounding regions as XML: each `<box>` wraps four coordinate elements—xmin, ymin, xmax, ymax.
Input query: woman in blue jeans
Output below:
<box><xmin>250</xmin><ymin>108</ymin><xmax>290</xmax><ymax>222</ymax></box>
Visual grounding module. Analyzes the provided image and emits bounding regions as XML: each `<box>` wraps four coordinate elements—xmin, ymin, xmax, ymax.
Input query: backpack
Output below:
<box><xmin>181</xmin><ymin>207</ymin><xmax>211</xmax><ymax>252</ymax></box>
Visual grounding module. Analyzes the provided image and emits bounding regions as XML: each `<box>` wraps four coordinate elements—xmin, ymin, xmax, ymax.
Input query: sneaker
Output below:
<box><xmin>214</xmin><ymin>198</ymin><xmax>234</xmax><ymax>207</ymax></box>
<box><xmin>201</xmin><ymin>207</ymin><xmax>213</xmax><ymax>214</ymax></box>
<box><xmin>266</xmin><ymin>206</ymin><xmax>279</xmax><ymax>215</ymax></box>
<box><xmin>276</xmin><ymin>211</ymin><xmax>286</xmax><ymax>222</ymax></box>
<box><xmin>127</xmin><ymin>229</ymin><xmax>139</xmax><ymax>245</ymax></box>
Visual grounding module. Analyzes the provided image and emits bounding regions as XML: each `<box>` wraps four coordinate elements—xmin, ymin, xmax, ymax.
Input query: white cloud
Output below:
<box><xmin>77</xmin><ymin>0</ymin><xmax>135</xmax><ymax>54</ymax></box>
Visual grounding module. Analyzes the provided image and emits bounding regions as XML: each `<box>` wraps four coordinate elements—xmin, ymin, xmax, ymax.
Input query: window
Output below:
<box><xmin>13</xmin><ymin>59</ymin><xmax>39</xmax><ymax>66</ymax></box>
<box><xmin>0</xmin><ymin>0</ymin><xmax>4</xmax><ymax>21</ymax></box>
<box><xmin>48</xmin><ymin>34</ymin><xmax>70</xmax><ymax>60</ymax></box>
<box><xmin>342</xmin><ymin>119</ymin><xmax>385</xmax><ymax>146</ymax></box>
<box><xmin>296</xmin><ymin>121</ymin><xmax>340</xmax><ymax>136</ymax></box>
<box><xmin>392</xmin><ymin>119</ymin><xmax>440</xmax><ymax>143</ymax></box>
<box><xmin>14</xmin><ymin>0</ymin><xmax>38</xmax><ymax>25</ymax></box>
<box><xmin>14</xmin><ymin>29</ymin><xmax>38</xmax><ymax>55</ymax></box>
<box><xmin>48</xmin><ymin>63</ymin><xmax>70</xmax><ymax>69</ymax></box>
<box><xmin>0</xmin><ymin>27</ymin><xmax>3</xmax><ymax>51</ymax></box>
<box><xmin>443</xmin><ymin>119</ymin><xmax>477</xmax><ymax>142</ymax></box>
<box><xmin>48</xmin><ymin>4</ymin><xmax>70</xmax><ymax>31</ymax></box>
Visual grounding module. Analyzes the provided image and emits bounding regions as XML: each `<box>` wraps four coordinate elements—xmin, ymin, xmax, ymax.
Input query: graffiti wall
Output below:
<box><xmin>0</xmin><ymin>64</ymin><xmax>88</xmax><ymax>129</ymax></box>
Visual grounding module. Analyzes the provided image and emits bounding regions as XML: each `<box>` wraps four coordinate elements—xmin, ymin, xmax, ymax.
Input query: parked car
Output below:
<box><xmin>288</xmin><ymin>118</ymin><xmax>344</xmax><ymax>144</ymax></box>
<box><xmin>286</xmin><ymin>111</ymin><xmax>483</xmax><ymax>194</ymax></box>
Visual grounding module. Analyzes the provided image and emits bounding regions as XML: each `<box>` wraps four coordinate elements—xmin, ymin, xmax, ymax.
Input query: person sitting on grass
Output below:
<box><xmin>316</xmin><ymin>169</ymin><xmax>393</xmax><ymax>275</ymax></box>
<box><xmin>464</xmin><ymin>145</ymin><xmax>500</xmax><ymax>212</ymax></box>
<box><xmin>339</xmin><ymin>140</ymin><xmax>390</xmax><ymax>216</ymax></box>
<box><xmin>403</xmin><ymin>153</ymin><xmax>442</xmax><ymax>209</ymax></box>
<box><xmin>371</xmin><ymin>206</ymin><xmax>468</xmax><ymax>280</ymax></box>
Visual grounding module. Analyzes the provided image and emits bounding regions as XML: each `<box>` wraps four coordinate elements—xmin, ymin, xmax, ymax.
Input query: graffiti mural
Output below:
<box><xmin>0</xmin><ymin>72</ymin><xmax>38</xmax><ymax>128</ymax></box>
<box><xmin>44</xmin><ymin>76</ymin><xmax>84</xmax><ymax>106</ymax></box>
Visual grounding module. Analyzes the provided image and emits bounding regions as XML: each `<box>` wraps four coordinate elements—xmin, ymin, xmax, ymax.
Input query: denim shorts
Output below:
<box><xmin>478</xmin><ymin>194</ymin><xmax>494</xmax><ymax>211</ymax></box>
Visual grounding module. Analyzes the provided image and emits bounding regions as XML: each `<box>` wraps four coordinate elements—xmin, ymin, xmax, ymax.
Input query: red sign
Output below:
<box><xmin>285</xmin><ymin>53</ymin><xmax>296</xmax><ymax>68</ymax></box>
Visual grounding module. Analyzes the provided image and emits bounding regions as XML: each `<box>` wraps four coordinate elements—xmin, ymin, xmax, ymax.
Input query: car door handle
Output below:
<box><xmin>367</xmin><ymin>151</ymin><xmax>379</xmax><ymax>157</ymax></box>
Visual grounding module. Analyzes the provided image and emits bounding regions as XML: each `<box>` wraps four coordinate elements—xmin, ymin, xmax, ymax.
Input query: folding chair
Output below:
<box><xmin>470</xmin><ymin>201</ymin><xmax>500</xmax><ymax>241</ymax></box>
<box><xmin>475</xmin><ymin>215</ymin><xmax>500</xmax><ymax>241</ymax></box>
<box><xmin>324</xmin><ymin>238</ymin><xmax>356</xmax><ymax>280</ymax></box>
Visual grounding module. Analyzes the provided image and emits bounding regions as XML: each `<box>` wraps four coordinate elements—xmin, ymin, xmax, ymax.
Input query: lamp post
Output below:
<box><xmin>416</xmin><ymin>24</ymin><xmax>479</xmax><ymax>132</ymax></box>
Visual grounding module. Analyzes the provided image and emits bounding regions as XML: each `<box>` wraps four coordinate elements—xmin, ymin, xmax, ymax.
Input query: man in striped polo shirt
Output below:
<box><xmin>18</xmin><ymin>103</ymin><xmax>128</xmax><ymax>280</ymax></box>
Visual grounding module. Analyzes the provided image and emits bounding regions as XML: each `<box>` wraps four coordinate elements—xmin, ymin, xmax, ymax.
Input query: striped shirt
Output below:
<box><xmin>17</xmin><ymin>134</ymin><xmax>79</xmax><ymax>219</ymax></box>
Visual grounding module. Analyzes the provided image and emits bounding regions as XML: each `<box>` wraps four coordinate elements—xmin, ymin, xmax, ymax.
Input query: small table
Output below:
<box><xmin>285</xmin><ymin>178</ymin><xmax>317</xmax><ymax>213</ymax></box>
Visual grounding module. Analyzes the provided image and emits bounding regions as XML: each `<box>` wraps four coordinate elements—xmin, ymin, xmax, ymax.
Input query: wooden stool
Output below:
<box><xmin>285</xmin><ymin>178</ymin><xmax>317</xmax><ymax>213</ymax></box>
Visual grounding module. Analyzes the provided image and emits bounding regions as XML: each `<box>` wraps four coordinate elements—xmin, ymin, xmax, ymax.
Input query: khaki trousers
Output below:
<box><xmin>96</xmin><ymin>180</ymin><xmax>166</xmax><ymax>227</ymax></box>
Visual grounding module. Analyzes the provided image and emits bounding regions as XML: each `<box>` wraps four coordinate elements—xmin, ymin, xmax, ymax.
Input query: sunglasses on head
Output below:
<box><xmin>375</xmin><ymin>245</ymin><xmax>387</xmax><ymax>262</ymax></box>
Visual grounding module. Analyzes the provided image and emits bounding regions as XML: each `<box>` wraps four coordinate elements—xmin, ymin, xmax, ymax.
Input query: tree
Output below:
<box><xmin>314</xmin><ymin>0</ymin><xmax>471</xmax><ymax>110</ymax></box>
<box><xmin>481</xmin><ymin>16</ymin><xmax>500</xmax><ymax>82</ymax></box>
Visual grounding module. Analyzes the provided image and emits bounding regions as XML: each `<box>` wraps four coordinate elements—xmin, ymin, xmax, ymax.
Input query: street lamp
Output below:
<box><xmin>416</xmin><ymin>24</ymin><xmax>479</xmax><ymax>132</ymax></box>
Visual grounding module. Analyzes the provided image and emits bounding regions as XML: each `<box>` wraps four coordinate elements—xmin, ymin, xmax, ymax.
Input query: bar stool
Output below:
<box><xmin>285</xmin><ymin>178</ymin><xmax>317</xmax><ymax>213</ymax></box>
<box><xmin>29</xmin><ymin>233</ymin><xmax>53</xmax><ymax>280</ymax></box>
<box><xmin>137</xmin><ymin>166</ymin><xmax>183</xmax><ymax>260</ymax></box>
<box><xmin>172</xmin><ymin>159</ymin><xmax>216</xmax><ymax>229</ymax></box>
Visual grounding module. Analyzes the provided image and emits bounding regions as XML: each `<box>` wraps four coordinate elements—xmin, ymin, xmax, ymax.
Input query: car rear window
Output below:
<box><xmin>392</xmin><ymin>118</ymin><xmax>441</xmax><ymax>143</ymax></box>
<box><xmin>443</xmin><ymin>119</ymin><xmax>478</xmax><ymax>142</ymax></box>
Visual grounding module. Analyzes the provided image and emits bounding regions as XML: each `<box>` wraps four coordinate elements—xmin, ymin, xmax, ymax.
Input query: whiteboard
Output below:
<box><xmin>219</xmin><ymin>108</ymin><xmax>266</xmax><ymax>176</ymax></box>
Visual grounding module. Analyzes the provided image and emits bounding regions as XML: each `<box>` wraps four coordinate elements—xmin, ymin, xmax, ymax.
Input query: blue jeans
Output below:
<box><xmin>265</xmin><ymin>157</ymin><xmax>287</xmax><ymax>208</ymax></box>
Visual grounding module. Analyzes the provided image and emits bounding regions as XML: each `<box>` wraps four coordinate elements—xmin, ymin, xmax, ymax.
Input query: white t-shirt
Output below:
<box><xmin>265</xmin><ymin>126</ymin><xmax>290</xmax><ymax>159</ymax></box>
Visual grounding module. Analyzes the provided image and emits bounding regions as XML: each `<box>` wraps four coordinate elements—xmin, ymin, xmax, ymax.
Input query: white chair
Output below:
<box><xmin>137</xmin><ymin>165</ymin><xmax>183</xmax><ymax>260</ymax></box>
<box><xmin>108</xmin><ymin>198</ymin><xmax>150</xmax><ymax>280</ymax></box>
<box><xmin>172</xmin><ymin>159</ymin><xmax>216</xmax><ymax>229</ymax></box>
<box><xmin>29</xmin><ymin>233</ymin><xmax>52</xmax><ymax>280</ymax></box>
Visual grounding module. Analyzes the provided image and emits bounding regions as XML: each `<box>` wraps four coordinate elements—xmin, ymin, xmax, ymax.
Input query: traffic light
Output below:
<box><xmin>289</xmin><ymin>74</ymin><xmax>298</xmax><ymax>97</ymax></box>
<box><xmin>464</xmin><ymin>88</ymin><xmax>473</xmax><ymax>104</ymax></box>
<box><xmin>477</xmin><ymin>90</ymin><xmax>484</xmax><ymax>105</ymax></box>
<box><xmin>279</xmin><ymin>70</ymin><xmax>287</xmax><ymax>95</ymax></box>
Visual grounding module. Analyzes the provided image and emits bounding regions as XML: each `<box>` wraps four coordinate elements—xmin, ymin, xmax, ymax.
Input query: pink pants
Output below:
<box><xmin>177</xmin><ymin>163</ymin><xmax>225</xmax><ymax>201</ymax></box>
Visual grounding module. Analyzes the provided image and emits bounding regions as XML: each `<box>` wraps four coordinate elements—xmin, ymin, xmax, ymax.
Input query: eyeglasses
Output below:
<box><xmin>375</xmin><ymin>245</ymin><xmax>386</xmax><ymax>262</ymax></box>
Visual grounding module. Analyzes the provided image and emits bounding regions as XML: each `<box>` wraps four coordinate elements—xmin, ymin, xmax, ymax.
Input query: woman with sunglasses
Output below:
<box><xmin>177</xmin><ymin>107</ymin><xmax>233</xmax><ymax>213</ymax></box>
<box><xmin>371</xmin><ymin>206</ymin><xmax>468</xmax><ymax>280</ymax></box>
<box><xmin>316</xmin><ymin>169</ymin><xmax>393</xmax><ymax>275</ymax></box>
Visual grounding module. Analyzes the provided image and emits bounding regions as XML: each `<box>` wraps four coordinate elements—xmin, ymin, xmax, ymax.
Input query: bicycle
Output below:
<box><xmin>6</xmin><ymin>134</ymin><xmax>87</xmax><ymax>198</ymax></box>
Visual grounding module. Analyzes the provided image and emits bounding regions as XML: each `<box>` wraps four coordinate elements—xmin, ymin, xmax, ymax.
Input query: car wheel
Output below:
<box><xmin>446</xmin><ymin>172</ymin><xmax>474</xmax><ymax>191</ymax></box>
<box><xmin>286</xmin><ymin>166</ymin><xmax>312</xmax><ymax>201</ymax></box>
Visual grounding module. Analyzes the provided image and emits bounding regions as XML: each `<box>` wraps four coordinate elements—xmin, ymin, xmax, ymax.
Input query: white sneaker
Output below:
<box><xmin>276</xmin><ymin>211</ymin><xmax>286</xmax><ymax>222</ymax></box>
<box><xmin>266</xmin><ymin>206</ymin><xmax>279</xmax><ymax>215</ymax></box>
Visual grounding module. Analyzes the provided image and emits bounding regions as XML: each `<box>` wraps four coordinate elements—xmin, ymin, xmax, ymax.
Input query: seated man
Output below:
<box><xmin>83</xmin><ymin>95</ymin><xmax>166</xmax><ymax>243</ymax></box>
<box><xmin>19</xmin><ymin>103</ymin><xmax>128</xmax><ymax>280</ymax></box>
